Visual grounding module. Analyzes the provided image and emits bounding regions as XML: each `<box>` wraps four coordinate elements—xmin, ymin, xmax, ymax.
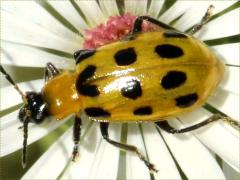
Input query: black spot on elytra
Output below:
<box><xmin>176</xmin><ymin>93</ymin><xmax>198</xmax><ymax>108</ymax></box>
<box><xmin>155</xmin><ymin>44</ymin><xmax>183</xmax><ymax>58</ymax></box>
<box><xmin>78</xmin><ymin>85</ymin><xmax>100</xmax><ymax>97</ymax></box>
<box><xmin>114</xmin><ymin>48</ymin><xmax>137</xmax><ymax>66</ymax></box>
<box><xmin>120</xmin><ymin>79</ymin><xmax>142</xmax><ymax>99</ymax></box>
<box><xmin>77</xmin><ymin>65</ymin><xmax>96</xmax><ymax>82</ymax></box>
<box><xmin>76</xmin><ymin>65</ymin><xmax>100</xmax><ymax>97</ymax></box>
<box><xmin>74</xmin><ymin>49</ymin><xmax>96</xmax><ymax>64</ymax></box>
<box><xmin>85</xmin><ymin>107</ymin><xmax>111</xmax><ymax>117</ymax></box>
<box><xmin>161</xmin><ymin>71</ymin><xmax>187</xmax><ymax>89</ymax></box>
<box><xmin>134</xmin><ymin>106</ymin><xmax>152</xmax><ymax>115</ymax></box>
<box><xmin>163</xmin><ymin>31</ymin><xmax>188</xmax><ymax>38</ymax></box>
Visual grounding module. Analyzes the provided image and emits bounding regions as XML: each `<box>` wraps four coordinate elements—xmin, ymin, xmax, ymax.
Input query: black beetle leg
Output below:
<box><xmin>73</xmin><ymin>49</ymin><xmax>96</xmax><ymax>65</ymax></box>
<box><xmin>155</xmin><ymin>114</ymin><xmax>240</xmax><ymax>134</ymax></box>
<box><xmin>72</xmin><ymin>114</ymin><xmax>82</xmax><ymax>161</ymax></box>
<box><xmin>100</xmin><ymin>122</ymin><xmax>158</xmax><ymax>173</ymax></box>
<box><xmin>188</xmin><ymin>5</ymin><xmax>214</xmax><ymax>35</ymax></box>
<box><xmin>133</xmin><ymin>16</ymin><xmax>176</xmax><ymax>33</ymax></box>
<box><xmin>22</xmin><ymin>117</ymin><xmax>29</xmax><ymax>168</ymax></box>
<box><xmin>44</xmin><ymin>62</ymin><xmax>60</xmax><ymax>82</ymax></box>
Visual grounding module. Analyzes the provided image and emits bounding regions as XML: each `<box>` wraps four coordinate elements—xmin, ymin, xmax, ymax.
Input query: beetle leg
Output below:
<box><xmin>100</xmin><ymin>122</ymin><xmax>158</xmax><ymax>173</ymax></box>
<box><xmin>188</xmin><ymin>5</ymin><xmax>214</xmax><ymax>35</ymax></box>
<box><xmin>72</xmin><ymin>115</ymin><xmax>82</xmax><ymax>161</ymax></box>
<box><xmin>22</xmin><ymin>117</ymin><xmax>29</xmax><ymax>168</ymax></box>
<box><xmin>133</xmin><ymin>16</ymin><xmax>176</xmax><ymax>33</ymax></box>
<box><xmin>155</xmin><ymin>114</ymin><xmax>240</xmax><ymax>134</ymax></box>
<box><xmin>44</xmin><ymin>62</ymin><xmax>60</xmax><ymax>82</ymax></box>
<box><xmin>73</xmin><ymin>49</ymin><xmax>96</xmax><ymax>65</ymax></box>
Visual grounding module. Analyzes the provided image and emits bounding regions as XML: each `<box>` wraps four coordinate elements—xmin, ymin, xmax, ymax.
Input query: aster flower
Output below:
<box><xmin>1</xmin><ymin>0</ymin><xmax>240</xmax><ymax>179</ymax></box>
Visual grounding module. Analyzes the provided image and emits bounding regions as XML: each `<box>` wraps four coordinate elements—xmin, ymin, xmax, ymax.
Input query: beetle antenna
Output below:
<box><xmin>0</xmin><ymin>65</ymin><xmax>27</xmax><ymax>103</ymax></box>
<box><xmin>22</xmin><ymin>117</ymin><xmax>29</xmax><ymax>168</ymax></box>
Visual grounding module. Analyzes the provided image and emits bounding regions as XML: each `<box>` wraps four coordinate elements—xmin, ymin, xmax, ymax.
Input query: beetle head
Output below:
<box><xmin>18</xmin><ymin>92</ymin><xmax>49</xmax><ymax>124</ymax></box>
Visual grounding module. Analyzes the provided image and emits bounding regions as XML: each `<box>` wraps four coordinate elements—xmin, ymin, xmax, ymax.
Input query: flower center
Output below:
<box><xmin>83</xmin><ymin>13</ymin><xmax>161</xmax><ymax>49</ymax></box>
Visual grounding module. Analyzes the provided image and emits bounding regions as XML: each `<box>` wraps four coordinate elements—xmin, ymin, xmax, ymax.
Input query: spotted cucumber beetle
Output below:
<box><xmin>1</xmin><ymin>5</ymin><xmax>239</xmax><ymax>173</ymax></box>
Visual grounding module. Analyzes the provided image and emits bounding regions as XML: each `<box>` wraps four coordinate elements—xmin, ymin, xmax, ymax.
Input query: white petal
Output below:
<box><xmin>127</xmin><ymin>0</ymin><xmax>149</xmax><ymax>16</ymax></box>
<box><xmin>1</xmin><ymin>41</ymin><xmax>74</xmax><ymax>68</ymax></box>
<box><xmin>1</xmin><ymin>110</ymin><xmax>68</xmax><ymax>156</ymax></box>
<box><xmin>211</xmin><ymin>44</ymin><xmax>240</xmax><ymax>66</ymax></box>
<box><xmin>172</xmin><ymin>2</ymin><xmax>209</xmax><ymax>31</ymax></box>
<box><xmin>87</xmin><ymin>123</ymin><xmax>121</xmax><ymax>179</ymax></box>
<box><xmin>48</xmin><ymin>1</ymin><xmax>88</xmax><ymax>34</ymax></box>
<box><xmin>1</xmin><ymin>10</ymin><xmax>81</xmax><ymax>52</ymax></box>
<box><xmin>23</xmin><ymin>121</ymin><xmax>120</xmax><ymax>179</ymax></box>
<box><xmin>199</xmin><ymin>2</ymin><xmax>240</xmax><ymax>67</ymax></box>
<box><xmin>208</xmin><ymin>90</ymin><xmax>240</xmax><ymax>120</ymax></box>
<box><xmin>21</xmin><ymin>126</ymin><xmax>74</xmax><ymax>179</ymax></box>
<box><xmin>179</xmin><ymin>108</ymin><xmax>240</xmax><ymax>171</ymax></box>
<box><xmin>51</xmin><ymin>123</ymin><xmax>99</xmax><ymax>179</ymax></box>
<box><xmin>223</xmin><ymin>161</ymin><xmax>240</xmax><ymax>180</ymax></box>
<box><xmin>197</xmin><ymin>3</ymin><xmax>239</xmax><ymax>40</ymax></box>
<box><xmin>160</xmin><ymin>118</ymin><xmax>225</xmax><ymax>179</ymax></box>
<box><xmin>98</xmin><ymin>1</ymin><xmax>119</xmax><ymax>17</ymax></box>
<box><xmin>147</xmin><ymin>0</ymin><xmax>164</xmax><ymax>18</ymax></box>
<box><xmin>142</xmin><ymin>123</ymin><xmax>181</xmax><ymax>179</ymax></box>
<box><xmin>75</xmin><ymin>1</ymin><xmax>105</xmax><ymax>27</ymax></box>
<box><xmin>174</xmin><ymin>1</ymin><xmax>235</xmax><ymax>32</ymax></box>
<box><xmin>124</xmin><ymin>0</ymin><xmax>137</xmax><ymax>15</ymax></box>
<box><xmin>1</xmin><ymin>80</ymin><xmax>43</xmax><ymax>111</ymax></box>
<box><xmin>220</xmin><ymin>66</ymin><xmax>239</xmax><ymax>95</ymax></box>
<box><xmin>134</xmin><ymin>0</ymin><xmax>147</xmax><ymax>15</ymax></box>
<box><xmin>126</xmin><ymin>124</ymin><xmax>150</xmax><ymax>179</ymax></box>
<box><xmin>159</xmin><ymin>1</ymin><xmax>189</xmax><ymax>25</ymax></box>
<box><xmin>1</xmin><ymin>1</ymin><xmax>81</xmax><ymax>43</ymax></box>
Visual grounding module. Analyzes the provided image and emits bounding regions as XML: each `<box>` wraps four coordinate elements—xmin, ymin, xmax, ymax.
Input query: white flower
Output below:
<box><xmin>1</xmin><ymin>0</ymin><xmax>239</xmax><ymax>179</ymax></box>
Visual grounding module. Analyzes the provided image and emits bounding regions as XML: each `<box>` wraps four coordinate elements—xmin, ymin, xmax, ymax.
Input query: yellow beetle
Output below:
<box><xmin>44</xmin><ymin>30</ymin><xmax>224</xmax><ymax>122</ymax></box>
<box><xmin>1</xmin><ymin>7</ymin><xmax>238</xmax><ymax>172</ymax></box>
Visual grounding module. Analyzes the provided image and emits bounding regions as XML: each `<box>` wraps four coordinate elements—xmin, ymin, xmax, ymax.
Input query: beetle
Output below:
<box><xmin>1</xmin><ymin>5</ymin><xmax>239</xmax><ymax>172</ymax></box>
